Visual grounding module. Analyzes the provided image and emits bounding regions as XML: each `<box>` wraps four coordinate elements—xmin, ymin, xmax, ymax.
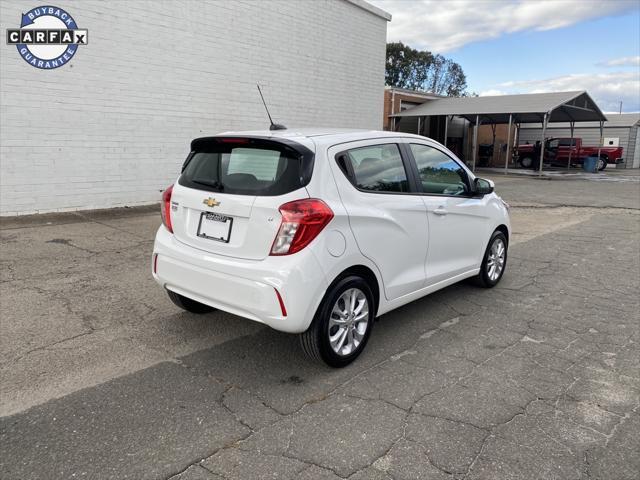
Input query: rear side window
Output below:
<box><xmin>339</xmin><ymin>144</ymin><xmax>408</xmax><ymax>193</ymax></box>
<box><xmin>409</xmin><ymin>144</ymin><xmax>469</xmax><ymax>196</ymax></box>
<box><xmin>180</xmin><ymin>138</ymin><xmax>311</xmax><ymax>196</ymax></box>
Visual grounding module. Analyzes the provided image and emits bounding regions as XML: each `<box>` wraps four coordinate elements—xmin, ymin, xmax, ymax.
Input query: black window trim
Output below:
<box><xmin>403</xmin><ymin>141</ymin><xmax>477</xmax><ymax>199</ymax></box>
<box><xmin>334</xmin><ymin>142</ymin><xmax>421</xmax><ymax>196</ymax></box>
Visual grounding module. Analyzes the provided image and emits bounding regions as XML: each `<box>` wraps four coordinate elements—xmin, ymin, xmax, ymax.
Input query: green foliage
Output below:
<box><xmin>385</xmin><ymin>42</ymin><xmax>468</xmax><ymax>96</ymax></box>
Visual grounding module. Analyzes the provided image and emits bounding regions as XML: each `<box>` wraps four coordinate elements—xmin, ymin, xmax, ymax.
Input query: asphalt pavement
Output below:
<box><xmin>1</xmin><ymin>175</ymin><xmax>638</xmax><ymax>480</ymax></box>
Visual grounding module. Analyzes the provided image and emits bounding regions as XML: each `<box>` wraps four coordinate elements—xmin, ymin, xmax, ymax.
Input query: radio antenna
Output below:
<box><xmin>257</xmin><ymin>84</ymin><xmax>287</xmax><ymax>131</ymax></box>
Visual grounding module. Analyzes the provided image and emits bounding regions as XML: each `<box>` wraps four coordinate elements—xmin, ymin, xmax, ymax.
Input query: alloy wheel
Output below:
<box><xmin>486</xmin><ymin>238</ymin><xmax>506</xmax><ymax>281</ymax></box>
<box><xmin>328</xmin><ymin>288</ymin><xmax>369</xmax><ymax>356</ymax></box>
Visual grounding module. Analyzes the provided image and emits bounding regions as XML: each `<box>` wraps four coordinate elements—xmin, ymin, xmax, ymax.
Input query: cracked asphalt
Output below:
<box><xmin>1</xmin><ymin>174</ymin><xmax>639</xmax><ymax>480</ymax></box>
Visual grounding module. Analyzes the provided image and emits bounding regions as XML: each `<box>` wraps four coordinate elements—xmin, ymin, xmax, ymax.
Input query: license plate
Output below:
<box><xmin>197</xmin><ymin>212</ymin><xmax>232</xmax><ymax>243</ymax></box>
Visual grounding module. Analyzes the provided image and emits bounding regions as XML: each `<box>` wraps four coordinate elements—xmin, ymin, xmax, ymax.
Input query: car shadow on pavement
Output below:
<box><xmin>176</xmin><ymin>280</ymin><xmax>479</xmax><ymax>415</ymax></box>
<box><xmin>1</xmin><ymin>280</ymin><xmax>479</xmax><ymax>480</ymax></box>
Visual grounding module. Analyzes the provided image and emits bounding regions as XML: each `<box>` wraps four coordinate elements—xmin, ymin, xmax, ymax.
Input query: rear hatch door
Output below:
<box><xmin>171</xmin><ymin>136</ymin><xmax>314</xmax><ymax>260</ymax></box>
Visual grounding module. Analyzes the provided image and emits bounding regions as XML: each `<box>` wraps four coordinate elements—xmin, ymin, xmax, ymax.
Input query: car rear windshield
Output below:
<box><xmin>179</xmin><ymin>137</ymin><xmax>313</xmax><ymax>196</ymax></box>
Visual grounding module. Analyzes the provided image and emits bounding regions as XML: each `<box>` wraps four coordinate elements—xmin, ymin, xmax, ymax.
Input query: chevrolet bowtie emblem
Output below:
<box><xmin>203</xmin><ymin>197</ymin><xmax>220</xmax><ymax>208</ymax></box>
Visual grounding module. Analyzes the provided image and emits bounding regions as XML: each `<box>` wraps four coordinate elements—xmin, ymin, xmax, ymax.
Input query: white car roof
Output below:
<box><xmin>206</xmin><ymin>127</ymin><xmax>473</xmax><ymax>176</ymax></box>
<box><xmin>216</xmin><ymin>128</ymin><xmax>429</xmax><ymax>146</ymax></box>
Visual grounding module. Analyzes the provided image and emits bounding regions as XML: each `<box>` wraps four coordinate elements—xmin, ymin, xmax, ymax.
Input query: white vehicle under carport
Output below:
<box><xmin>152</xmin><ymin>129</ymin><xmax>511</xmax><ymax>367</ymax></box>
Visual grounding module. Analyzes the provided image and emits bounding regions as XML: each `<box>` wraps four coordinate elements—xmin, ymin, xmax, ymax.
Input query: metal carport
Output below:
<box><xmin>392</xmin><ymin>91</ymin><xmax>607</xmax><ymax>173</ymax></box>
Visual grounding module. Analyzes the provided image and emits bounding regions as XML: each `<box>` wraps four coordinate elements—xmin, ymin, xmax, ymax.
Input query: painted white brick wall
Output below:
<box><xmin>0</xmin><ymin>0</ymin><xmax>388</xmax><ymax>215</ymax></box>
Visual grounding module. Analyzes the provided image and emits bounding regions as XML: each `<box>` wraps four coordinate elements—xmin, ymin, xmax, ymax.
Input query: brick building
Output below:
<box><xmin>383</xmin><ymin>87</ymin><xmax>469</xmax><ymax>159</ymax></box>
<box><xmin>0</xmin><ymin>0</ymin><xmax>390</xmax><ymax>215</ymax></box>
<box><xmin>382</xmin><ymin>87</ymin><xmax>443</xmax><ymax>131</ymax></box>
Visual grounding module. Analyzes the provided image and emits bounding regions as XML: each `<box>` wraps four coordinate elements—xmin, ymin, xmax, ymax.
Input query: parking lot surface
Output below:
<box><xmin>1</xmin><ymin>175</ymin><xmax>639</xmax><ymax>480</ymax></box>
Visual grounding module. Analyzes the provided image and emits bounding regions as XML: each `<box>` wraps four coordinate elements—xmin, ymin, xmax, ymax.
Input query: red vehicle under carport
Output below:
<box><xmin>517</xmin><ymin>137</ymin><xmax>624</xmax><ymax>171</ymax></box>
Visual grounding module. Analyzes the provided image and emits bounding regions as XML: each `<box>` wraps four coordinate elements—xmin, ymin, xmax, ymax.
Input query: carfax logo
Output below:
<box><xmin>6</xmin><ymin>5</ymin><xmax>87</xmax><ymax>69</ymax></box>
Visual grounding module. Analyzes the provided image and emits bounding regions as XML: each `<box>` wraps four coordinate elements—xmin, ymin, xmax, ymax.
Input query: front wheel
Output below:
<box><xmin>475</xmin><ymin>231</ymin><xmax>508</xmax><ymax>288</ymax></box>
<box><xmin>597</xmin><ymin>156</ymin><xmax>608</xmax><ymax>171</ymax></box>
<box><xmin>300</xmin><ymin>276</ymin><xmax>374</xmax><ymax>367</ymax></box>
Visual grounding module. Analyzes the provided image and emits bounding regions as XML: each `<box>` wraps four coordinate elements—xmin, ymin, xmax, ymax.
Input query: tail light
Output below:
<box><xmin>270</xmin><ymin>199</ymin><xmax>333</xmax><ymax>255</ymax></box>
<box><xmin>161</xmin><ymin>184</ymin><xmax>174</xmax><ymax>233</ymax></box>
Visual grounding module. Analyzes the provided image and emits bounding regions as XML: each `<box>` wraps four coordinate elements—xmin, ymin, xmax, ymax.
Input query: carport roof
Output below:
<box><xmin>392</xmin><ymin>90</ymin><xmax>607</xmax><ymax>124</ymax></box>
<box><xmin>520</xmin><ymin>112</ymin><xmax>640</xmax><ymax>129</ymax></box>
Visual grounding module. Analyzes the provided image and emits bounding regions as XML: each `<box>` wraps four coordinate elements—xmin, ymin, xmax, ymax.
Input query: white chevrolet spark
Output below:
<box><xmin>152</xmin><ymin>129</ymin><xmax>510</xmax><ymax>367</ymax></box>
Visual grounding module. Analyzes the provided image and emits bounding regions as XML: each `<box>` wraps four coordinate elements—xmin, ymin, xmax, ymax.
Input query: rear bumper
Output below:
<box><xmin>615</xmin><ymin>157</ymin><xmax>624</xmax><ymax>164</ymax></box>
<box><xmin>152</xmin><ymin>226</ymin><xmax>329</xmax><ymax>333</ymax></box>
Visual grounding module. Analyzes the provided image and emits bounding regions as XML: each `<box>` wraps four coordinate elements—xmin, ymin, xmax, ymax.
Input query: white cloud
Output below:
<box><xmin>598</xmin><ymin>56</ymin><xmax>640</xmax><ymax>67</ymax></box>
<box><xmin>478</xmin><ymin>89</ymin><xmax>508</xmax><ymax>96</ymax></box>
<box><xmin>482</xmin><ymin>71</ymin><xmax>640</xmax><ymax>112</ymax></box>
<box><xmin>371</xmin><ymin>0</ymin><xmax>636</xmax><ymax>52</ymax></box>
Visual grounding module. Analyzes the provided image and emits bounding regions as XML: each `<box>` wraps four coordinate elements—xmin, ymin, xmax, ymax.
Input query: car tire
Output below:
<box><xmin>519</xmin><ymin>156</ymin><xmax>533</xmax><ymax>169</ymax></box>
<box><xmin>475</xmin><ymin>231</ymin><xmax>508</xmax><ymax>288</ymax></box>
<box><xmin>167</xmin><ymin>290</ymin><xmax>215</xmax><ymax>314</ymax></box>
<box><xmin>300</xmin><ymin>275</ymin><xmax>374</xmax><ymax>368</ymax></box>
<box><xmin>598</xmin><ymin>155</ymin><xmax>608</xmax><ymax>171</ymax></box>
<box><xmin>531</xmin><ymin>157</ymin><xmax>542</xmax><ymax>171</ymax></box>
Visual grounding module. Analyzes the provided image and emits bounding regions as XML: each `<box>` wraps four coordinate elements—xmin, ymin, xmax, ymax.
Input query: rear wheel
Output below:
<box><xmin>300</xmin><ymin>276</ymin><xmax>374</xmax><ymax>367</ymax></box>
<box><xmin>597</xmin><ymin>155</ymin><xmax>608</xmax><ymax>171</ymax></box>
<box><xmin>167</xmin><ymin>290</ymin><xmax>215</xmax><ymax>314</ymax></box>
<box><xmin>475</xmin><ymin>231</ymin><xmax>508</xmax><ymax>288</ymax></box>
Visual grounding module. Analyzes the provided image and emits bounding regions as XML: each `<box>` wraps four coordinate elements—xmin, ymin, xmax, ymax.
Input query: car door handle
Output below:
<box><xmin>433</xmin><ymin>206</ymin><xmax>448</xmax><ymax>216</ymax></box>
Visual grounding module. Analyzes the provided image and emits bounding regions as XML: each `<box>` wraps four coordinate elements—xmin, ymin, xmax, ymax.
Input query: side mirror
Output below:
<box><xmin>474</xmin><ymin>177</ymin><xmax>494</xmax><ymax>196</ymax></box>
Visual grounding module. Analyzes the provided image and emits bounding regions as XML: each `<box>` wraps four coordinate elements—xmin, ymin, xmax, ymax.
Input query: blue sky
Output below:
<box><xmin>371</xmin><ymin>0</ymin><xmax>640</xmax><ymax>112</ymax></box>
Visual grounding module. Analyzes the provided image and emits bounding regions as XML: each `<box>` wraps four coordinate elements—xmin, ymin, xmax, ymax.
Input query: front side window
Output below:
<box><xmin>409</xmin><ymin>144</ymin><xmax>469</xmax><ymax>196</ymax></box>
<box><xmin>340</xmin><ymin>144</ymin><xmax>408</xmax><ymax>193</ymax></box>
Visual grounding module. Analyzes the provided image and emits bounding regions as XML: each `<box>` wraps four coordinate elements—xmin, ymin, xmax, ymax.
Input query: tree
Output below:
<box><xmin>385</xmin><ymin>42</ymin><xmax>468</xmax><ymax>97</ymax></box>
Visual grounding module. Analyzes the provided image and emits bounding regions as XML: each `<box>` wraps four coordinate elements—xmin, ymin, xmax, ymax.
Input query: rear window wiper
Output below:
<box><xmin>191</xmin><ymin>178</ymin><xmax>224</xmax><ymax>191</ymax></box>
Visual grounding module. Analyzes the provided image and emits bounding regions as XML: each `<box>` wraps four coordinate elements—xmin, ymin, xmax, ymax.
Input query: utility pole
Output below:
<box><xmin>619</xmin><ymin>101</ymin><xmax>623</xmax><ymax>114</ymax></box>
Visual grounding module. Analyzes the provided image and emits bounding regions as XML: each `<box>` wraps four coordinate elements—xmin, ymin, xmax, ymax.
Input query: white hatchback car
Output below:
<box><xmin>152</xmin><ymin>129</ymin><xmax>510</xmax><ymax>367</ymax></box>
